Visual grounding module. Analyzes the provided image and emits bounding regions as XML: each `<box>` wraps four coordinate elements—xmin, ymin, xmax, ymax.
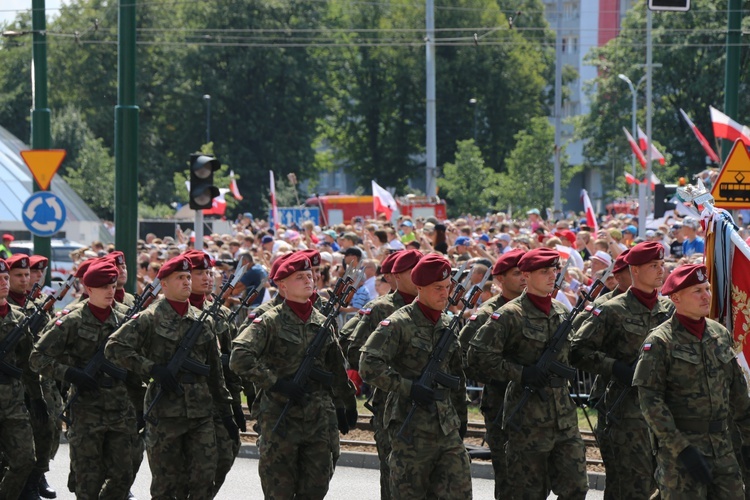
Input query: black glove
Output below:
<box><xmin>29</xmin><ymin>398</ymin><xmax>49</xmax><ymax>423</ymax></box>
<box><xmin>232</xmin><ymin>402</ymin><xmax>247</xmax><ymax>432</ymax></box>
<box><xmin>346</xmin><ymin>408</ymin><xmax>358</xmax><ymax>429</ymax></box>
<box><xmin>269</xmin><ymin>379</ymin><xmax>306</xmax><ymax>403</ymax></box>
<box><xmin>678</xmin><ymin>445</ymin><xmax>713</xmax><ymax>485</ymax></box>
<box><xmin>410</xmin><ymin>383</ymin><xmax>439</xmax><ymax>405</ymax></box>
<box><xmin>336</xmin><ymin>408</ymin><xmax>350</xmax><ymax>435</ymax></box>
<box><xmin>612</xmin><ymin>360</ymin><xmax>635</xmax><ymax>386</ymax></box>
<box><xmin>136</xmin><ymin>411</ymin><xmax>145</xmax><ymax>432</ymax></box>
<box><xmin>64</xmin><ymin>367</ymin><xmax>98</xmax><ymax>393</ymax></box>
<box><xmin>150</xmin><ymin>364</ymin><xmax>179</xmax><ymax>392</ymax></box>
<box><xmin>521</xmin><ymin>365</ymin><xmax>547</xmax><ymax>390</ymax></box>
<box><xmin>459</xmin><ymin>421</ymin><xmax>467</xmax><ymax>439</ymax></box>
<box><xmin>222</xmin><ymin>414</ymin><xmax>240</xmax><ymax>442</ymax></box>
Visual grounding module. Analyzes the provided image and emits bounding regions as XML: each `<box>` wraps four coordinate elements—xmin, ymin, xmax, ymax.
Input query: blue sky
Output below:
<box><xmin>0</xmin><ymin>1</ymin><xmax>64</xmax><ymax>28</ymax></box>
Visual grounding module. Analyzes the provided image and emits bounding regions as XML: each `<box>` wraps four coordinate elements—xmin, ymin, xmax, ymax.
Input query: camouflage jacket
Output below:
<box><xmin>569</xmin><ymin>287</ymin><xmax>624</xmax><ymax>331</ymax></box>
<box><xmin>0</xmin><ymin>304</ymin><xmax>43</xmax><ymax>417</ymax></box>
<box><xmin>359</xmin><ymin>303</ymin><xmax>467</xmax><ymax>436</ymax></box>
<box><xmin>240</xmin><ymin>294</ymin><xmax>284</xmax><ymax>331</ymax></box>
<box><xmin>203</xmin><ymin>299</ymin><xmax>243</xmax><ymax>404</ymax></box>
<box><xmin>230</xmin><ymin>301</ymin><xmax>356</xmax><ymax>419</ymax></box>
<box><xmin>347</xmin><ymin>291</ymin><xmax>408</xmax><ymax>370</ymax></box>
<box><xmin>570</xmin><ymin>289</ymin><xmax>673</xmax><ymax>420</ymax></box>
<box><xmin>104</xmin><ymin>298</ymin><xmax>232</xmax><ymax>420</ymax></box>
<box><xmin>467</xmin><ymin>291</ymin><xmax>577</xmax><ymax>429</ymax></box>
<box><xmin>633</xmin><ymin>316</ymin><xmax>750</xmax><ymax>458</ymax></box>
<box><xmin>30</xmin><ymin>302</ymin><xmax>140</xmax><ymax>413</ymax></box>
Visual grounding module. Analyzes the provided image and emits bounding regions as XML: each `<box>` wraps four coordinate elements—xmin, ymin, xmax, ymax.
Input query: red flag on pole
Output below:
<box><xmin>229</xmin><ymin>170</ymin><xmax>243</xmax><ymax>200</ymax></box>
<box><xmin>636</xmin><ymin>126</ymin><xmax>666</xmax><ymax>165</ymax></box>
<box><xmin>203</xmin><ymin>188</ymin><xmax>229</xmax><ymax>216</ymax></box>
<box><xmin>580</xmin><ymin>189</ymin><xmax>598</xmax><ymax>234</ymax></box>
<box><xmin>710</xmin><ymin>106</ymin><xmax>750</xmax><ymax>146</ymax></box>
<box><xmin>679</xmin><ymin>109</ymin><xmax>721</xmax><ymax>164</ymax></box>
<box><xmin>372</xmin><ymin>180</ymin><xmax>397</xmax><ymax>220</ymax></box>
<box><xmin>624</xmin><ymin>171</ymin><xmax>638</xmax><ymax>185</ymax></box>
<box><xmin>623</xmin><ymin>127</ymin><xmax>647</xmax><ymax>168</ymax></box>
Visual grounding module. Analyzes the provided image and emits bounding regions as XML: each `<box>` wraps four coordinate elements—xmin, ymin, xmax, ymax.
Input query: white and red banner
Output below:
<box><xmin>229</xmin><ymin>170</ymin><xmax>243</xmax><ymax>200</ymax></box>
<box><xmin>203</xmin><ymin>188</ymin><xmax>230</xmax><ymax>216</ymax></box>
<box><xmin>624</xmin><ymin>171</ymin><xmax>638</xmax><ymax>185</ymax></box>
<box><xmin>372</xmin><ymin>180</ymin><xmax>397</xmax><ymax>220</ymax></box>
<box><xmin>679</xmin><ymin>109</ymin><xmax>721</xmax><ymax>164</ymax></box>
<box><xmin>623</xmin><ymin>127</ymin><xmax>648</xmax><ymax>168</ymax></box>
<box><xmin>270</xmin><ymin>170</ymin><xmax>279</xmax><ymax>229</ymax></box>
<box><xmin>636</xmin><ymin>126</ymin><xmax>666</xmax><ymax>165</ymax></box>
<box><xmin>580</xmin><ymin>189</ymin><xmax>598</xmax><ymax>234</ymax></box>
<box><xmin>710</xmin><ymin>106</ymin><xmax>750</xmax><ymax>146</ymax></box>
<box><xmin>622</xmin><ymin>172</ymin><xmax>660</xmax><ymax>191</ymax></box>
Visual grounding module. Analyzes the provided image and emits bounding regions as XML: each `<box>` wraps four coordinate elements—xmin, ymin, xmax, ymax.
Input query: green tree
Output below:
<box><xmin>438</xmin><ymin>140</ymin><xmax>500</xmax><ymax>217</ymax></box>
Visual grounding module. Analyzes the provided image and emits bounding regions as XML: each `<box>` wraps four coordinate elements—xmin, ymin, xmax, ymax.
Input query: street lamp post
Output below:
<box><xmin>617</xmin><ymin>74</ymin><xmax>646</xmax><ymax>197</ymax></box>
<box><xmin>469</xmin><ymin>98</ymin><xmax>478</xmax><ymax>142</ymax></box>
<box><xmin>203</xmin><ymin>94</ymin><xmax>211</xmax><ymax>144</ymax></box>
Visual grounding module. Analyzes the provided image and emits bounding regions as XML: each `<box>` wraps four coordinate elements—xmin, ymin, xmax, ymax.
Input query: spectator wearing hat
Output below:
<box><xmin>459</xmin><ymin>249</ymin><xmax>526</xmax><ymax>498</ymax></box>
<box><xmin>622</xmin><ymin>225</ymin><xmax>638</xmax><ymax>247</ymax></box>
<box><xmin>321</xmin><ymin>230</ymin><xmax>340</xmax><ymax>252</ymax></box>
<box><xmin>634</xmin><ymin>264</ymin><xmax>750</xmax><ymax>498</ymax></box>
<box><xmin>340</xmin><ymin>232</ymin><xmax>360</xmax><ymax>251</ymax></box>
<box><xmin>399</xmin><ymin>220</ymin><xmax>416</xmax><ymax>244</ymax></box>
<box><xmin>681</xmin><ymin>217</ymin><xmax>705</xmax><ymax>257</ymax></box>
<box><xmin>590</xmin><ymin>250</ymin><xmax>612</xmax><ymax>275</ymax></box>
<box><xmin>230</xmin><ymin>252</ymin><xmax>357</xmax><ymax>499</ymax></box>
<box><xmin>360</xmin><ymin>254</ymin><xmax>471</xmax><ymax>499</ymax></box>
<box><xmin>494</xmin><ymin>233</ymin><xmax>512</xmax><ymax>255</ymax></box>
<box><xmin>0</xmin><ymin>234</ymin><xmax>13</xmax><ymax>259</ymax></box>
<box><xmin>385</xmin><ymin>228</ymin><xmax>406</xmax><ymax>251</ymax></box>
<box><xmin>571</xmin><ymin>241</ymin><xmax>674</xmax><ymax>498</ymax></box>
<box><xmin>669</xmin><ymin>224</ymin><xmax>684</xmax><ymax>258</ymax></box>
<box><xmin>0</xmin><ymin>257</ymin><xmax>45</xmax><ymax>498</ymax></box>
<box><xmin>31</xmin><ymin>260</ymin><xmax>141</xmax><ymax>499</ymax></box>
<box><xmin>105</xmin><ymin>255</ymin><xmax>235</xmax><ymax>500</ymax></box>
<box><xmin>526</xmin><ymin>208</ymin><xmax>542</xmax><ymax>232</ymax></box>
<box><xmin>468</xmin><ymin>247</ymin><xmax>588</xmax><ymax>499</ymax></box>
<box><xmin>233</xmin><ymin>252</ymin><xmax>268</xmax><ymax>308</ymax></box>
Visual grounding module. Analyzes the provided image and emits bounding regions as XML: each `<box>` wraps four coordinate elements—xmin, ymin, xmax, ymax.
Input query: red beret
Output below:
<box><xmin>82</xmin><ymin>260</ymin><xmax>120</xmax><ymax>288</ymax></box>
<box><xmin>270</xmin><ymin>253</ymin><xmax>294</xmax><ymax>281</ymax></box>
<box><xmin>184</xmin><ymin>250</ymin><xmax>214</xmax><ymax>270</ymax></box>
<box><xmin>6</xmin><ymin>254</ymin><xmax>29</xmax><ymax>270</ymax></box>
<box><xmin>612</xmin><ymin>249</ymin><xmax>630</xmax><ymax>274</ymax></box>
<box><xmin>300</xmin><ymin>249</ymin><xmax>322</xmax><ymax>267</ymax></box>
<box><xmin>517</xmin><ymin>248</ymin><xmax>560</xmax><ymax>272</ymax></box>
<box><xmin>391</xmin><ymin>249</ymin><xmax>423</xmax><ymax>274</ymax></box>
<box><xmin>661</xmin><ymin>264</ymin><xmax>708</xmax><ymax>296</ymax></box>
<box><xmin>492</xmin><ymin>249</ymin><xmax>526</xmax><ymax>275</ymax></box>
<box><xmin>157</xmin><ymin>255</ymin><xmax>192</xmax><ymax>280</ymax></box>
<box><xmin>29</xmin><ymin>255</ymin><xmax>49</xmax><ymax>270</ymax></box>
<box><xmin>623</xmin><ymin>241</ymin><xmax>664</xmax><ymax>266</ymax></box>
<box><xmin>411</xmin><ymin>254</ymin><xmax>451</xmax><ymax>287</ymax></box>
<box><xmin>75</xmin><ymin>259</ymin><xmax>96</xmax><ymax>279</ymax></box>
<box><xmin>0</xmin><ymin>259</ymin><xmax>7</xmax><ymax>273</ymax></box>
<box><xmin>274</xmin><ymin>252</ymin><xmax>312</xmax><ymax>281</ymax></box>
<box><xmin>380</xmin><ymin>251</ymin><xmax>401</xmax><ymax>274</ymax></box>
<box><xmin>104</xmin><ymin>251</ymin><xmax>125</xmax><ymax>266</ymax></box>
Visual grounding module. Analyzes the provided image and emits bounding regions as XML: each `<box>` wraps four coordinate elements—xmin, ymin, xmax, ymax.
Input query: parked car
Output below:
<box><xmin>9</xmin><ymin>239</ymin><xmax>86</xmax><ymax>281</ymax></box>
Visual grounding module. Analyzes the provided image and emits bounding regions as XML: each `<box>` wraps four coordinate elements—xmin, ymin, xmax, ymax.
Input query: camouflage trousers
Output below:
<box><xmin>67</xmin><ymin>408</ymin><xmax>136</xmax><ymax>500</ymax></box>
<box><xmin>256</xmin><ymin>403</ymin><xmax>338</xmax><ymax>500</ymax></box>
<box><xmin>29</xmin><ymin>377</ymin><xmax>63</xmax><ymax>472</ymax></box>
<box><xmin>482</xmin><ymin>405</ymin><xmax>510</xmax><ymax>499</ymax></box>
<box><xmin>655</xmin><ymin>449</ymin><xmax>743</xmax><ymax>499</ymax></box>
<box><xmin>598</xmin><ymin>418</ymin><xmax>657</xmax><ymax>499</ymax></box>
<box><xmin>145</xmin><ymin>416</ymin><xmax>217</xmax><ymax>500</ymax></box>
<box><xmin>213</xmin><ymin>415</ymin><xmax>240</xmax><ymax>497</ymax></box>
<box><xmin>387</xmin><ymin>424</ymin><xmax>472</xmax><ymax>499</ymax></box>
<box><xmin>506</xmin><ymin>423</ymin><xmax>588</xmax><ymax>500</ymax></box>
<box><xmin>370</xmin><ymin>400</ymin><xmax>391</xmax><ymax>500</ymax></box>
<box><xmin>0</xmin><ymin>415</ymin><xmax>36</xmax><ymax>498</ymax></box>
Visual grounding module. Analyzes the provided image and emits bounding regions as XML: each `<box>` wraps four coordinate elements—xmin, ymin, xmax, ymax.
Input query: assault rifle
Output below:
<box><xmin>445</xmin><ymin>261</ymin><xmax>470</xmax><ymax>311</ymax></box>
<box><xmin>272</xmin><ymin>269</ymin><xmax>364</xmax><ymax>437</ymax></box>
<box><xmin>0</xmin><ymin>275</ymin><xmax>76</xmax><ymax>380</ymax></box>
<box><xmin>321</xmin><ymin>267</ymin><xmax>357</xmax><ymax>316</ymax></box>
<box><xmin>144</xmin><ymin>264</ymin><xmax>245</xmax><ymax>425</ymax></box>
<box><xmin>59</xmin><ymin>281</ymin><xmax>163</xmax><ymax>425</ymax></box>
<box><xmin>26</xmin><ymin>283</ymin><xmax>41</xmax><ymax>303</ymax></box>
<box><xmin>226</xmin><ymin>279</ymin><xmax>266</xmax><ymax>325</ymax></box>
<box><xmin>499</xmin><ymin>259</ymin><xmax>615</xmax><ymax>430</ymax></box>
<box><xmin>398</xmin><ymin>266</ymin><xmax>492</xmax><ymax>444</ymax></box>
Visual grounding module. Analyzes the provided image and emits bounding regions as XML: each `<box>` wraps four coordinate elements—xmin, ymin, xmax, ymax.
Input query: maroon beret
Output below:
<box><xmin>270</xmin><ymin>253</ymin><xmax>294</xmax><ymax>281</ymax></box>
<box><xmin>29</xmin><ymin>255</ymin><xmax>49</xmax><ymax>270</ymax></box>
<box><xmin>391</xmin><ymin>249</ymin><xmax>423</xmax><ymax>274</ymax></box>
<box><xmin>380</xmin><ymin>251</ymin><xmax>401</xmax><ymax>274</ymax></box>
<box><xmin>82</xmin><ymin>260</ymin><xmax>120</xmax><ymax>288</ymax></box>
<box><xmin>274</xmin><ymin>252</ymin><xmax>312</xmax><ymax>281</ymax></box>
<box><xmin>411</xmin><ymin>254</ymin><xmax>451</xmax><ymax>287</ymax></box>
<box><xmin>0</xmin><ymin>259</ymin><xmax>7</xmax><ymax>273</ymax></box>
<box><xmin>612</xmin><ymin>249</ymin><xmax>630</xmax><ymax>274</ymax></box>
<box><xmin>623</xmin><ymin>241</ymin><xmax>664</xmax><ymax>266</ymax></box>
<box><xmin>184</xmin><ymin>250</ymin><xmax>214</xmax><ymax>270</ymax></box>
<box><xmin>661</xmin><ymin>264</ymin><xmax>708</xmax><ymax>296</ymax></box>
<box><xmin>157</xmin><ymin>255</ymin><xmax>192</xmax><ymax>280</ymax></box>
<box><xmin>6</xmin><ymin>254</ymin><xmax>29</xmax><ymax>270</ymax></box>
<box><xmin>492</xmin><ymin>249</ymin><xmax>526</xmax><ymax>275</ymax></box>
<box><xmin>517</xmin><ymin>248</ymin><xmax>560</xmax><ymax>272</ymax></box>
<box><xmin>75</xmin><ymin>259</ymin><xmax>96</xmax><ymax>279</ymax></box>
<box><xmin>104</xmin><ymin>251</ymin><xmax>125</xmax><ymax>266</ymax></box>
<box><xmin>300</xmin><ymin>249</ymin><xmax>322</xmax><ymax>267</ymax></box>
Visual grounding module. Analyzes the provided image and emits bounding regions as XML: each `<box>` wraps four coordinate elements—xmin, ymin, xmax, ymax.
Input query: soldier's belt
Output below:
<box><xmin>674</xmin><ymin>418</ymin><xmax>727</xmax><ymax>434</ymax></box>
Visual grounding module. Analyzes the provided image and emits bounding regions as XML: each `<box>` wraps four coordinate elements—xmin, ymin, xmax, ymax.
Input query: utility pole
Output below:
<box><xmin>723</xmin><ymin>0</ymin><xmax>741</xmax><ymax>158</ymax></box>
<box><xmin>425</xmin><ymin>0</ymin><xmax>437</xmax><ymax>198</ymax></box>
<box><xmin>552</xmin><ymin>0</ymin><xmax>563</xmax><ymax>219</ymax></box>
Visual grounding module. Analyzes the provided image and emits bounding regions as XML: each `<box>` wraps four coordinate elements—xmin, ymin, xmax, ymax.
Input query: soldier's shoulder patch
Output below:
<box><xmin>584</xmin><ymin>305</ymin><xmax>594</xmax><ymax>312</ymax></box>
<box><xmin>591</xmin><ymin>308</ymin><xmax>602</xmax><ymax>317</ymax></box>
<box><xmin>130</xmin><ymin>313</ymin><xmax>139</xmax><ymax>320</ymax></box>
<box><xmin>54</xmin><ymin>319</ymin><xmax>64</xmax><ymax>326</ymax></box>
<box><xmin>248</xmin><ymin>312</ymin><xmax>257</xmax><ymax>320</ymax></box>
<box><xmin>643</xmin><ymin>343</ymin><xmax>652</xmax><ymax>351</ymax></box>
<box><xmin>253</xmin><ymin>317</ymin><xmax>263</xmax><ymax>324</ymax></box>
<box><xmin>469</xmin><ymin>314</ymin><xmax>478</xmax><ymax>321</ymax></box>
<box><xmin>360</xmin><ymin>308</ymin><xmax>372</xmax><ymax>316</ymax></box>
<box><xmin>380</xmin><ymin>319</ymin><xmax>390</xmax><ymax>327</ymax></box>
<box><xmin>59</xmin><ymin>309</ymin><xmax>70</xmax><ymax>316</ymax></box>
<box><xmin>491</xmin><ymin>311</ymin><xmax>502</xmax><ymax>320</ymax></box>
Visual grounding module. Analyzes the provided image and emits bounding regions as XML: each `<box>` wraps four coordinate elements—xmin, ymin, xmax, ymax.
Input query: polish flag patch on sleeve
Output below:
<box><xmin>469</xmin><ymin>314</ymin><xmax>478</xmax><ymax>321</ymax></box>
<box><xmin>643</xmin><ymin>343</ymin><xmax>652</xmax><ymax>351</ymax></box>
<box><xmin>591</xmin><ymin>308</ymin><xmax>602</xmax><ymax>317</ymax></box>
<box><xmin>491</xmin><ymin>311</ymin><xmax>502</xmax><ymax>320</ymax></box>
<box><xmin>360</xmin><ymin>308</ymin><xmax>372</xmax><ymax>316</ymax></box>
<box><xmin>380</xmin><ymin>320</ymin><xmax>390</xmax><ymax>327</ymax></box>
<box><xmin>584</xmin><ymin>305</ymin><xmax>593</xmax><ymax>312</ymax></box>
<box><xmin>248</xmin><ymin>313</ymin><xmax>257</xmax><ymax>320</ymax></box>
<box><xmin>253</xmin><ymin>317</ymin><xmax>263</xmax><ymax>324</ymax></box>
<box><xmin>55</xmin><ymin>319</ymin><xmax>63</xmax><ymax>326</ymax></box>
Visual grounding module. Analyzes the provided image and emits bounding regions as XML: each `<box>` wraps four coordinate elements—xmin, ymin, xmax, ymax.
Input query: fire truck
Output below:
<box><xmin>305</xmin><ymin>194</ymin><xmax>447</xmax><ymax>225</ymax></box>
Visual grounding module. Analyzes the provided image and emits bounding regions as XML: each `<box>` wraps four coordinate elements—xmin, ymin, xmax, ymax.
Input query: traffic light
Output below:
<box><xmin>189</xmin><ymin>154</ymin><xmax>220</xmax><ymax>210</ymax></box>
<box><xmin>649</xmin><ymin>0</ymin><xmax>689</xmax><ymax>11</ymax></box>
<box><xmin>654</xmin><ymin>183</ymin><xmax>678</xmax><ymax>218</ymax></box>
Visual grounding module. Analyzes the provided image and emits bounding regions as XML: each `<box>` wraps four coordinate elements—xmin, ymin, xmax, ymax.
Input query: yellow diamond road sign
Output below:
<box><xmin>710</xmin><ymin>139</ymin><xmax>750</xmax><ymax>209</ymax></box>
<box><xmin>20</xmin><ymin>149</ymin><xmax>66</xmax><ymax>191</ymax></box>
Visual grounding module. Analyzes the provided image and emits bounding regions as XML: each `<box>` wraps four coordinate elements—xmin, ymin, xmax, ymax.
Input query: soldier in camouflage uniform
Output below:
<box><xmin>634</xmin><ymin>264</ymin><xmax>750</xmax><ymax>499</ymax></box>
<box><xmin>459</xmin><ymin>248</ymin><xmax>525</xmax><ymax>499</ymax></box>
<box><xmin>240</xmin><ymin>252</ymin><xmax>294</xmax><ymax>331</ymax></box>
<box><xmin>347</xmin><ymin>249</ymin><xmax>421</xmax><ymax>500</ymax></box>
<box><xmin>230</xmin><ymin>252</ymin><xmax>358</xmax><ymax>499</ymax></box>
<box><xmin>468</xmin><ymin>247</ymin><xmax>588</xmax><ymax>500</ymax></box>
<box><xmin>103</xmin><ymin>252</ymin><xmax>136</xmax><ymax>308</ymax></box>
<box><xmin>360</xmin><ymin>254</ymin><xmax>471</xmax><ymax>499</ymax></box>
<box><xmin>30</xmin><ymin>259</ymin><xmax>139</xmax><ymax>499</ymax></box>
<box><xmin>104</xmin><ymin>255</ymin><xmax>236</xmax><ymax>500</ymax></box>
<box><xmin>0</xmin><ymin>258</ymin><xmax>44</xmax><ymax>499</ymax></box>
<box><xmin>571</xmin><ymin>241</ymin><xmax>672</xmax><ymax>499</ymax></box>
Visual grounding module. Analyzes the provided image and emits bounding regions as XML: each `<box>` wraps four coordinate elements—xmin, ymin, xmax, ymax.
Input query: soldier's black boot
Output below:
<box><xmin>19</xmin><ymin>471</ymin><xmax>42</xmax><ymax>500</ymax></box>
<box><xmin>38</xmin><ymin>473</ymin><xmax>56</xmax><ymax>499</ymax></box>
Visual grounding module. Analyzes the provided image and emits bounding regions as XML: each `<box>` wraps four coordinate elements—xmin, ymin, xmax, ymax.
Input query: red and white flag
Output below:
<box><xmin>372</xmin><ymin>180</ymin><xmax>397</xmax><ymax>220</ymax></box>
<box><xmin>624</xmin><ymin>171</ymin><xmax>638</xmax><ymax>185</ymax></box>
<box><xmin>203</xmin><ymin>188</ymin><xmax>229</xmax><ymax>216</ymax></box>
<box><xmin>580</xmin><ymin>189</ymin><xmax>598</xmax><ymax>234</ymax></box>
<box><xmin>623</xmin><ymin>127</ymin><xmax>647</xmax><ymax>168</ymax></box>
<box><xmin>679</xmin><ymin>109</ymin><xmax>721</xmax><ymax>164</ymax></box>
<box><xmin>636</xmin><ymin>126</ymin><xmax>666</xmax><ymax>165</ymax></box>
<box><xmin>710</xmin><ymin>106</ymin><xmax>750</xmax><ymax>146</ymax></box>
<box><xmin>270</xmin><ymin>170</ymin><xmax>279</xmax><ymax>229</ymax></box>
<box><xmin>229</xmin><ymin>170</ymin><xmax>243</xmax><ymax>200</ymax></box>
